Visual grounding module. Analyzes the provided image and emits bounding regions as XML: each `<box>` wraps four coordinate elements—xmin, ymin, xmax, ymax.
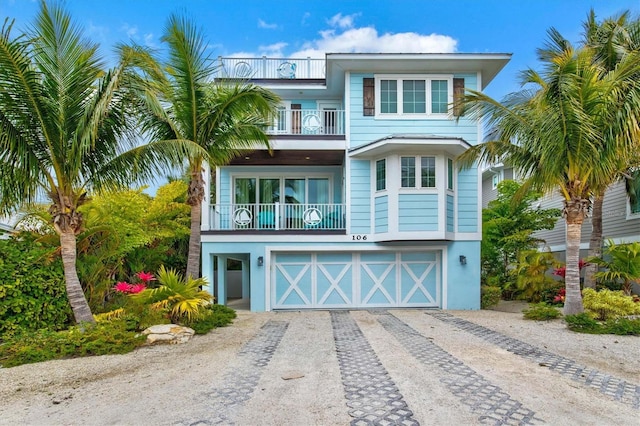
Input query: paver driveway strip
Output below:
<box><xmin>1</xmin><ymin>309</ymin><xmax>639</xmax><ymax>425</ymax></box>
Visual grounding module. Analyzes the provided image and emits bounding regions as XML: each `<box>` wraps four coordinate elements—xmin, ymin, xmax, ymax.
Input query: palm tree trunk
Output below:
<box><xmin>186</xmin><ymin>166</ymin><xmax>205</xmax><ymax>279</ymax></box>
<box><xmin>59</xmin><ymin>230</ymin><xmax>96</xmax><ymax>324</ymax></box>
<box><xmin>563</xmin><ymin>200</ymin><xmax>587</xmax><ymax>315</ymax></box>
<box><xmin>583</xmin><ymin>195</ymin><xmax>603</xmax><ymax>289</ymax></box>
<box><xmin>186</xmin><ymin>202</ymin><xmax>202</xmax><ymax>278</ymax></box>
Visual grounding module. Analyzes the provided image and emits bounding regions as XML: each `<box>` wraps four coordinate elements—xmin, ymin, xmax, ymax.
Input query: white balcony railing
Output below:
<box><xmin>269</xmin><ymin>108</ymin><xmax>345</xmax><ymax>136</ymax></box>
<box><xmin>215</xmin><ymin>57</ymin><xmax>326</xmax><ymax>79</ymax></box>
<box><xmin>210</xmin><ymin>203</ymin><xmax>345</xmax><ymax>231</ymax></box>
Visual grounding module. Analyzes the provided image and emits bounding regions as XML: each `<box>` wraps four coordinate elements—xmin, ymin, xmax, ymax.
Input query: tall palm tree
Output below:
<box><xmin>579</xmin><ymin>10</ymin><xmax>640</xmax><ymax>288</ymax></box>
<box><xmin>0</xmin><ymin>3</ymin><xmax>197</xmax><ymax>323</ymax></box>
<box><xmin>457</xmin><ymin>35</ymin><xmax>640</xmax><ymax>315</ymax></box>
<box><xmin>133</xmin><ymin>15</ymin><xmax>279</xmax><ymax>278</ymax></box>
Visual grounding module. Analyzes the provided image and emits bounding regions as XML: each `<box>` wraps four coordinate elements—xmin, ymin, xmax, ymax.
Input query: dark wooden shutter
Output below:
<box><xmin>291</xmin><ymin>103</ymin><xmax>301</xmax><ymax>134</ymax></box>
<box><xmin>453</xmin><ymin>78</ymin><xmax>465</xmax><ymax>117</ymax></box>
<box><xmin>363</xmin><ymin>78</ymin><xmax>374</xmax><ymax>116</ymax></box>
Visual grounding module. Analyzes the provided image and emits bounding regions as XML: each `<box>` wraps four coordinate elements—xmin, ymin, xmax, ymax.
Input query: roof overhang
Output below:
<box><xmin>326</xmin><ymin>53</ymin><xmax>512</xmax><ymax>89</ymax></box>
<box><xmin>349</xmin><ymin>134</ymin><xmax>471</xmax><ymax>158</ymax></box>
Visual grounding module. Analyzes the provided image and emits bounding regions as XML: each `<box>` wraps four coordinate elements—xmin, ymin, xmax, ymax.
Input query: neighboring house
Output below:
<box><xmin>0</xmin><ymin>215</ymin><xmax>18</xmax><ymax>239</ymax></box>
<box><xmin>201</xmin><ymin>53</ymin><xmax>511</xmax><ymax>311</ymax></box>
<box><xmin>481</xmin><ymin>165</ymin><xmax>640</xmax><ymax>259</ymax></box>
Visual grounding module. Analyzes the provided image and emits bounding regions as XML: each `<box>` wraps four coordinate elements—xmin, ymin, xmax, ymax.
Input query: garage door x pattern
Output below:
<box><xmin>272</xmin><ymin>251</ymin><xmax>440</xmax><ymax>309</ymax></box>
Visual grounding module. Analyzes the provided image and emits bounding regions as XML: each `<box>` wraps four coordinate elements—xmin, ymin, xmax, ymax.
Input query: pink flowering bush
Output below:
<box><xmin>113</xmin><ymin>271</ymin><xmax>155</xmax><ymax>294</ymax></box>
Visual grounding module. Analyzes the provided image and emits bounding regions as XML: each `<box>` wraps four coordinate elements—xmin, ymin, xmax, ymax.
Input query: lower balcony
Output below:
<box><xmin>208</xmin><ymin>203</ymin><xmax>346</xmax><ymax>232</ymax></box>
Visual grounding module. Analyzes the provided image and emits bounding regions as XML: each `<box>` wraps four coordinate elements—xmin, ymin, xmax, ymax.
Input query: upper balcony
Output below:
<box><xmin>214</xmin><ymin>56</ymin><xmax>326</xmax><ymax>80</ymax></box>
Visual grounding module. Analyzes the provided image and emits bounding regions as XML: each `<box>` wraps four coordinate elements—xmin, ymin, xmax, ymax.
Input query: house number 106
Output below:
<box><xmin>352</xmin><ymin>235</ymin><xmax>367</xmax><ymax>241</ymax></box>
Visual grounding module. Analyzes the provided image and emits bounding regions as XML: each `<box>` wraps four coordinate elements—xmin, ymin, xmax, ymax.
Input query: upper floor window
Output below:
<box><xmin>629</xmin><ymin>173</ymin><xmax>640</xmax><ymax>215</ymax></box>
<box><xmin>376</xmin><ymin>159</ymin><xmax>386</xmax><ymax>191</ymax></box>
<box><xmin>492</xmin><ymin>171</ymin><xmax>503</xmax><ymax>190</ymax></box>
<box><xmin>401</xmin><ymin>156</ymin><xmax>436</xmax><ymax>189</ymax></box>
<box><xmin>375</xmin><ymin>75</ymin><xmax>451</xmax><ymax>118</ymax></box>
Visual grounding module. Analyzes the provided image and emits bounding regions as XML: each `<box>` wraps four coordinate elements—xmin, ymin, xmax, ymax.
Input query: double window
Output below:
<box><xmin>401</xmin><ymin>156</ymin><xmax>436</xmax><ymax>188</ymax></box>
<box><xmin>376</xmin><ymin>75</ymin><xmax>452</xmax><ymax>118</ymax></box>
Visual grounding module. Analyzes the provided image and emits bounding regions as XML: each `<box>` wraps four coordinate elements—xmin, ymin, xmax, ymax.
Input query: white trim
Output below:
<box><xmin>545</xmin><ymin>236</ymin><xmax>640</xmax><ymax>253</ymax></box>
<box><xmin>374</xmin><ymin>74</ymin><xmax>453</xmax><ymax>119</ymax></box>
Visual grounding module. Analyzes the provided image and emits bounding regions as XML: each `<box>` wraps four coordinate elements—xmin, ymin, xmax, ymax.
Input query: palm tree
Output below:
<box><xmin>457</xmin><ymin>35</ymin><xmax>640</xmax><ymax>315</ymax></box>
<box><xmin>0</xmin><ymin>3</ymin><xmax>198</xmax><ymax>323</ymax></box>
<box><xmin>133</xmin><ymin>15</ymin><xmax>280</xmax><ymax>278</ymax></box>
<box><xmin>579</xmin><ymin>10</ymin><xmax>640</xmax><ymax>288</ymax></box>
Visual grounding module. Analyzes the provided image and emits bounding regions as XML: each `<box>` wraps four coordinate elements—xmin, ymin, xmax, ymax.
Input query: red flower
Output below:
<box><xmin>129</xmin><ymin>284</ymin><xmax>147</xmax><ymax>294</ymax></box>
<box><xmin>114</xmin><ymin>282</ymin><xmax>131</xmax><ymax>293</ymax></box>
<box><xmin>137</xmin><ymin>271</ymin><xmax>155</xmax><ymax>283</ymax></box>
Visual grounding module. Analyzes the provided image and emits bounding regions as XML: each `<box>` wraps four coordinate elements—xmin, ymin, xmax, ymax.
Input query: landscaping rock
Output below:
<box><xmin>142</xmin><ymin>324</ymin><xmax>195</xmax><ymax>345</ymax></box>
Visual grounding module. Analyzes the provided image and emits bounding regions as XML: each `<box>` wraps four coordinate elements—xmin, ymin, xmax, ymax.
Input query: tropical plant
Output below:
<box><xmin>512</xmin><ymin>250</ymin><xmax>561</xmax><ymax>302</ymax></box>
<box><xmin>457</xmin><ymin>29</ymin><xmax>640</xmax><ymax>314</ymax></box>
<box><xmin>130</xmin><ymin>15</ymin><xmax>280</xmax><ymax>278</ymax></box>
<box><xmin>588</xmin><ymin>240</ymin><xmax>640</xmax><ymax>295</ymax></box>
<box><xmin>0</xmin><ymin>234</ymin><xmax>72</xmax><ymax>339</ymax></box>
<box><xmin>523</xmin><ymin>303</ymin><xmax>562</xmax><ymax>321</ymax></box>
<box><xmin>579</xmin><ymin>10</ymin><xmax>640</xmax><ymax>288</ymax></box>
<box><xmin>132</xmin><ymin>265</ymin><xmax>212</xmax><ymax>323</ymax></box>
<box><xmin>481</xmin><ymin>180</ymin><xmax>559</xmax><ymax>295</ymax></box>
<box><xmin>0</xmin><ymin>3</ymin><xmax>201</xmax><ymax>323</ymax></box>
<box><xmin>582</xmin><ymin>288</ymin><xmax>640</xmax><ymax>321</ymax></box>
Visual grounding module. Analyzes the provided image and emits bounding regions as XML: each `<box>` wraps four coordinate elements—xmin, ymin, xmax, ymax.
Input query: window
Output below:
<box><xmin>630</xmin><ymin>173</ymin><xmax>640</xmax><ymax>214</ymax></box>
<box><xmin>234</xmin><ymin>176</ymin><xmax>330</xmax><ymax>205</ymax></box>
<box><xmin>492</xmin><ymin>172</ymin><xmax>502</xmax><ymax>190</ymax></box>
<box><xmin>401</xmin><ymin>156</ymin><xmax>436</xmax><ymax>188</ymax></box>
<box><xmin>376</xmin><ymin>159</ymin><xmax>386</xmax><ymax>191</ymax></box>
<box><xmin>375</xmin><ymin>75</ymin><xmax>451</xmax><ymax>117</ymax></box>
<box><xmin>447</xmin><ymin>158</ymin><xmax>454</xmax><ymax>190</ymax></box>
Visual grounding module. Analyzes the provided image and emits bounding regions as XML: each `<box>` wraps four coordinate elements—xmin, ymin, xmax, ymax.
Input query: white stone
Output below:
<box><xmin>142</xmin><ymin>324</ymin><xmax>195</xmax><ymax>345</ymax></box>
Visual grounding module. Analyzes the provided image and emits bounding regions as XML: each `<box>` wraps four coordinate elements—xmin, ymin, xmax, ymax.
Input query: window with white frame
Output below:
<box><xmin>492</xmin><ymin>171</ymin><xmax>503</xmax><ymax>190</ymax></box>
<box><xmin>447</xmin><ymin>158</ymin><xmax>454</xmax><ymax>191</ymax></box>
<box><xmin>375</xmin><ymin>75</ymin><xmax>452</xmax><ymax>118</ymax></box>
<box><xmin>629</xmin><ymin>173</ymin><xmax>640</xmax><ymax>215</ymax></box>
<box><xmin>400</xmin><ymin>156</ymin><xmax>436</xmax><ymax>188</ymax></box>
<box><xmin>376</xmin><ymin>159</ymin><xmax>386</xmax><ymax>191</ymax></box>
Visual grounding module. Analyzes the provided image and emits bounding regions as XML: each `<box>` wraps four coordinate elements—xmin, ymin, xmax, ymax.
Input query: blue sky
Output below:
<box><xmin>2</xmin><ymin>0</ymin><xmax>638</xmax><ymax>100</ymax></box>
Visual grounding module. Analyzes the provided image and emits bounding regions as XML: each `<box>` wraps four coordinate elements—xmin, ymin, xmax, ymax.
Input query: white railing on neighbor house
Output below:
<box><xmin>210</xmin><ymin>203</ymin><xmax>345</xmax><ymax>231</ymax></box>
<box><xmin>215</xmin><ymin>57</ymin><xmax>326</xmax><ymax>79</ymax></box>
<box><xmin>269</xmin><ymin>108</ymin><xmax>345</xmax><ymax>136</ymax></box>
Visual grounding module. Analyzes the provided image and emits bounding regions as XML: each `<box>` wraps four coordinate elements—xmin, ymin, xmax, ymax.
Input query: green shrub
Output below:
<box><xmin>187</xmin><ymin>304</ymin><xmax>237</xmax><ymax>334</ymax></box>
<box><xmin>481</xmin><ymin>285</ymin><xmax>502</xmax><ymax>309</ymax></box>
<box><xmin>0</xmin><ymin>322</ymin><xmax>146</xmax><ymax>368</ymax></box>
<box><xmin>602</xmin><ymin>318</ymin><xmax>640</xmax><ymax>335</ymax></box>
<box><xmin>582</xmin><ymin>288</ymin><xmax>640</xmax><ymax>321</ymax></box>
<box><xmin>0</xmin><ymin>235</ymin><xmax>72</xmax><ymax>340</ymax></box>
<box><xmin>565</xmin><ymin>313</ymin><xmax>602</xmax><ymax>333</ymax></box>
<box><xmin>523</xmin><ymin>303</ymin><xmax>562</xmax><ymax>321</ymax></box>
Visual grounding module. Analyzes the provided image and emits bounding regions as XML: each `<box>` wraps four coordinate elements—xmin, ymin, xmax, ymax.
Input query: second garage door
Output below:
<box><xmin>271</xmin><ymin>251</ymin><xmax>441</xmax><ymax>309</ymax></box>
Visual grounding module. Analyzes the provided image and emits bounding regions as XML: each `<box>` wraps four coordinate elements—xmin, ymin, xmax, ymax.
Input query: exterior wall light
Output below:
<box><xmin>257</xmin><ymin>256</ymin><xmax>264</xmax><ymax>266</ymax></box>
<box><xmin>459</xmin><ymin>255</ymin><xmax>467</xmax><ymax>265</ymax></box>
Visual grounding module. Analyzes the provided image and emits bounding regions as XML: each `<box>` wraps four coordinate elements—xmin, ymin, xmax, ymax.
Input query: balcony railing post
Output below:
<box><xmin>262</xmin><ymin>56</ymin><xmax>267</xmax><ymax>79</ymax></box>
<box><xmin>275</xmin><ymin>202</ymin><xmax>280</xmax><ymax>230</ymax></box>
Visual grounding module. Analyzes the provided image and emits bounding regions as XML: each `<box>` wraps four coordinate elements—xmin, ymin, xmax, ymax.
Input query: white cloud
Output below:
<box><xmin>120</xmin><ymin>23</ymin><xmax>138</xmax><ymax>39</ymax></box>
<box><xmin>301</xmin><ymin>12</ymin><xmax>311</xmax><ymax>26</ymax></box>
<box><xmin>258</xmin><ymin>42</ymin><xmax>288</xmax><ymax>57</ymax></box>
<box><xmin>290</xmin><ymin>27</ymin><xmax>457</xmax><ymax>58</ymax></box>
<box><xmin>327</xmin><ymin>13</ymin><xmax>359</xmax><ymax>29</ymax></box>
<box><xmin>143</xmin><ymin>33</ymin><xmax>157</xmax><ymax>48</ymax></box>
<box><xmin>258</xmin><ymin>19</ymin><xmax>278</xmax><ymax>30</ymax></box>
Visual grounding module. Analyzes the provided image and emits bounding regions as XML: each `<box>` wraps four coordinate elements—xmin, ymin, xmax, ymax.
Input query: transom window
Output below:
<box><xmin>401</xmin><ymin>156</ymin><xmax>436</xmax><ymax>189</ymax></box>
<box><xmin>376</xmin><ymin>75</ymin><xmax>451</xmax><ymax>117</ymax></box>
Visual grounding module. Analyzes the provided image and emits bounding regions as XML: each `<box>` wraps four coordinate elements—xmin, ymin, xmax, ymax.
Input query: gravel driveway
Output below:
<box><xmin>1</xmin><ymin>308</ymin><xmax>639</xmax><ymax>425</ymax></box>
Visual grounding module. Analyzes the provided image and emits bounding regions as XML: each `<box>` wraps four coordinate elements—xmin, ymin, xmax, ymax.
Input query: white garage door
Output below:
<box><xmin>271</xmin><ymin>251</ymin><xmax>440</xmax><ymax>309</ymax></box>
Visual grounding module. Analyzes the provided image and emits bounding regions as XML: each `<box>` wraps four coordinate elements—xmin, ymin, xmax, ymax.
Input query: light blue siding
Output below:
<box><xmin>374</xmin><ymin>195</ymin><xmax>388</xmax><ymax>233</ymax></box>
<box><xmin>349</xmin><ymin>74</ymin><xmax>479</xmax><ymax>150</ymax></box>
<box><xmin>446</xmin><ymin>241</ymin><xmax>481</xmax><ymax>309</ymax></box>
<box><xmin>446</xmin><ymin>194</ymin><xmax>455</xmax><ymax>232</ymax></box>
<box><xmin>350</xmin><ymin>160</ymin><xmax>371</xmax><ymax>233</ymax></box>
<box><xmin>457</xmin><ymin>167</ymin><xmax>478</xmax><ymax>232</ymax></box>
<box><xmin>398</xmin><ymin>193</ymin><xmax>438</xmax><ymax>231</ymax></box>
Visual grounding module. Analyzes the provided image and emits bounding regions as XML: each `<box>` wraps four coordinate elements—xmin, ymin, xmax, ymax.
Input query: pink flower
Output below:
<box><xmin>114</xmin><ymin>282</ymin><xmax>131</xmax><ymax>293</ymax></box>
<box><xmin>137</xmin><ymin>271</ymin><xmax>155</xmax><ymax>283</ymax></box>
<box><xmin>128</xmin><ymin>284</ymin><xmax>147</xmax><ymax>294</ymax></box>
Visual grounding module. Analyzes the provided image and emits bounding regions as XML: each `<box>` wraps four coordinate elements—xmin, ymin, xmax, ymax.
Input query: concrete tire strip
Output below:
<box><xmin>179</xmin><ymin>320</ymin><xmax>289</xmax><ymax>426</ymax></box>
<box><xmin>428</xmin><ymin>311</ymin><xmax>640</xmax><ymax>410</ymax></box>
<box><xmin>330</xmin><ymin>310</ymin><xmax>419</xmax><ymax>425</ymax></box>
<box><xmin>372</xmin><ymin>311</ymin><xmax>543</xmax><ymax>425</ymax></box>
